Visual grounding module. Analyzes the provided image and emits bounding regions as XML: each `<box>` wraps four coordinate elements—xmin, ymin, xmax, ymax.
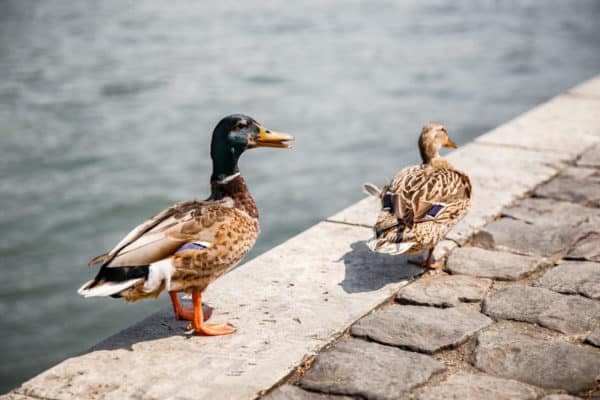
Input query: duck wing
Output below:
<box><xmin>88</xmin><ymin>198</ymin><xmax>236</xmax><ymax>268</ymax></box>
<box><xmin>391</xmin><ymin>165</ymin><xmax>471</xmax><ymax>227</ymax></box>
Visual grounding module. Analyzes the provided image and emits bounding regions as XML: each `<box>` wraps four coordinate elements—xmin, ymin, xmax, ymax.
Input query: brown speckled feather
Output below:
<box><xmin>90</xmin><ymin>175</ymin><xmax>260</xmax><ymax>302</ymax></box>
<box><xmin>372</xmin><ymin>157</ymin><xmax>471</xmax><ymax>255</ymax></box>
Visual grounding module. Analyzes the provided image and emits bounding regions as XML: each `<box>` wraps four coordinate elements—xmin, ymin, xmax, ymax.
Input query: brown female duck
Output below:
<box><xmin>365</xmin><ymin>123</ymin><xmax>471</xmax><ymax>269</ymax></box>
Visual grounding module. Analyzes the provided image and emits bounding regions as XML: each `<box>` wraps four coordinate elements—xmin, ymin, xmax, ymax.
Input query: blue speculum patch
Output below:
<box><xmin>176</xmin><ymin>243</ymin><xmax>207</xmax><ymax>253</ymax></box>
<box><xmin>426</xmin><ymin>204</ymin><xmax>444</xmax><ymax>217</ymax></box>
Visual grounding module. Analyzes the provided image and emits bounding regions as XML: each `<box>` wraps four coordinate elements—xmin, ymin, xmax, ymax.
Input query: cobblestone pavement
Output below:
<box><xmin>267</xmin><ymin>144</ymin><xmax>600</xmax><ymax>399</ymax></box>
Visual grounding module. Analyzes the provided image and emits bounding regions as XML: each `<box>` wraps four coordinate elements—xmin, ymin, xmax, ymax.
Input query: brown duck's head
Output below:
<box><xmin>418</xmin><ymin>122</ymin><xmax>458</xmax><ymax>164</ymax></box>
<box><xmin>210</xmin><ymin>114</ymin><xmax>294</xmax><ymax>182</ymax></box>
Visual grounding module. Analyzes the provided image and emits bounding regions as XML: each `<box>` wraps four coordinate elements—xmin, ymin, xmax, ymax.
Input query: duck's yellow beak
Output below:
<box><xmin>254</xmin><ymin>125</ymin><xmax>295</xmax><ymax>149</ymax></box>
<box><xmin>443</xmin><ymin>137</ymin><xmax>458</xmax><ymax>148</ymax></box>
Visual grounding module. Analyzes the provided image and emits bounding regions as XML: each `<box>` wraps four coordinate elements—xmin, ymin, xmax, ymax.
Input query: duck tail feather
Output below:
<box><xmin>78</xmin><ymin>278</ymin><xmax>142</xmax><ymax>297</ymax></box>
<box><xmin>363</xmin><ymin>182</ymin><xmax>381</xmax><ymax>197</ymax></box>
<box><xmin>88</xmin><ymin>253</ymin><xmax>110</xmax><ymax>266</ymax></box>
<box><xmin>78</xmin><ymin>265</ymin><xmax>150</xmax><ymax>297</ymax></box>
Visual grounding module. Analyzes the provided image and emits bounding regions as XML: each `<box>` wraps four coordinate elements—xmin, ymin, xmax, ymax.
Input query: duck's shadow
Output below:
<box><xmin>86</xmin><ymin>241</ymin><xmax>424</xmax><ymax>352</ymax></box>
<box><xmin>338</xmin><ymin>241</ymin><xmax>425</xmax><ymax>293</ymax></box>
<box><xmin>86</xmin><ymin>308</ymin><xmax>194</xmax><ymax>352</ymax></box>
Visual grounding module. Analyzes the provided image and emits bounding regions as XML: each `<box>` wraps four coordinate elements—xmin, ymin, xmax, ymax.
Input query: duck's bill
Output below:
<box><xmin>444</xmin><ymin>138</ymin><xmax>458</xmax><ymax>148</ymax></box>
<box><xmin>255</xmin><ymin>125</ymin><xmax>295</xmax><ymax>148</ymax></box>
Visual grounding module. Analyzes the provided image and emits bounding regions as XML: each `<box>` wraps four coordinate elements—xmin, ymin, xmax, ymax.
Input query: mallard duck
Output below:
<box><xmin>365</xmin><ymin>122</ymin><xmax>471</xmax><ymax>269</ymax></box>
<box><xmin>78</xmin><ymin>114</ymin><xmax>294</xmax><ymax>336</ymax></box>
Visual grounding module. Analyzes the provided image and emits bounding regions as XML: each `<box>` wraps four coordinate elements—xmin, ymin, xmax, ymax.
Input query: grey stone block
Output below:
<box><xmin>568</xmin><ymin>227</ymin><xmax>600</xmax><ymax>262</ymax></box>
<box><xmin>586</xmin><ymin>326</ymin><xmax>600</xmax><ymax>347</ymax></box>
<box><xmin>501</xmin><ymin>197</ymin><xmax>598</xmax><ymax>228</ymax></box>
<box><xmin>540</xmin><ymin>395</ymin><xmax>583</xmax><ymax>400</ymax></box>
<box><xmin>535</xmin><ymin>167</ymin><xmax>600</xmax><ymax>207</ymax></box>
<box><xmin>483</xmin><ymin>285</ymin><xmax>600</xmax><ymax>335</ymax></box>
<box><xmin>445</xmin><ymin>247</ymin><xmax>545</xmax><ymax>280</ymax></box>
<box><xmin>411</xmin><ymin>372</ymin><xmax>544</xmax><ymax>400</ymax></box>
<box><xmin>299</xmin><ymin>338</ymin><xmax>444</xmax><ymax>400</ymax></box>
<box><xmin>535</xmin><ymin>261</ymin><xmax>600</xmax><ymax>299</ymax></box>
<box><xmin>474</xmin><ymin>323</ymin><xmax>600</xmax><ymax>392</ymax></box>
<box><xmin>396</xmin><ymin>273</ymin><xmax>492</xmax><ymax>307</ymax></box>
<box><xmin>351</xmin><ymin>305</ymin><xmax>492</xmax><ymax>353</ymax></box>
<box><xmin>266</xmin><ymin>385</ymin><xmax>354</xmax><ymax>400</ymax></box>
<box><xmin>578</xmin><ymin>143</ymin><xmax>600</xmax><ymax>168</ymax></box>
<box><xmin>483</xmin><ymin>218</ymin><xmax>575</xmax><ymax>258</ymax></box>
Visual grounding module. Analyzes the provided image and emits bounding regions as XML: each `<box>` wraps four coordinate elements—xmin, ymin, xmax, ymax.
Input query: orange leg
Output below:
<box><xmin>408</xmin><ymin>249</ymin><xmax>442</xmax><ymax>269</ymax></box>
<box><xmin>189</xmin><ymin>290</ymin><xmax>235</xmax><ymax>336</ymax></box>
<box><xmin>169</xmin><ymin>291</ymin><xmax>212</xmax><ymax>321</ymax></box>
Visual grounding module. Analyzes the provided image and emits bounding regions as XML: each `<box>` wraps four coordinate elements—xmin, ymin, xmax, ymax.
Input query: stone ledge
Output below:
<box><xmin>5</xmin><ymin>76</ymin><xmax>600</xmax><ymax>400</ymax></box>
<box><xmin>8</xmin><ymin>222</ymin><xmax>423</xmax><ymax>400</ymax></box>
<box><xmin>569</xmin><ymin>75</ymin><xmax>600</xmax><ymax>98</ymax></box>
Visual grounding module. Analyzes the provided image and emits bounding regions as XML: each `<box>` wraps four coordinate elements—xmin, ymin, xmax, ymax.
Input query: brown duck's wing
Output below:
<box><xmin>390</xmin><ymin>166</ymin><xmax>471</xmax><ymax>226</ymax></box>
<box><xmin>89</xmin><ymin>199</ymin><xmax>236</xmax><ymax>268</ymax></box>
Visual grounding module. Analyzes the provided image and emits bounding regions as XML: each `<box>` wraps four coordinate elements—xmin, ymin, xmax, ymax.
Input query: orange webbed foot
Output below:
<box><xmin>169</xmin><ymin>292</ymin><xmax>212</xmax><ymax>321</ymax></box>
<box><xmin>177</xmin><ymin>305</ymin><xmax>213</xmax><ymax>321</ymax></box>
<box><xmin>187</xmin><ymin>322</ymin><xmax>236</xmax><ymax>336</ymax></box>
<box><xmin>188</xmin><ymin>291</ymin><xmax>236</xmax><ymax>337</ymax></box>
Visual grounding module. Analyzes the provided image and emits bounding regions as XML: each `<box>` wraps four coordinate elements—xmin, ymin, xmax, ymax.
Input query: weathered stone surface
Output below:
<box><xmin>351</xmin><ymin>305</ymin><xmax>492</xmax><ymax>353</ymax></box>
<box><xmin>447</xmin><ymin>142</ymin><xmax>567</xmax><ymax>191</ymax></box>
<box><xmin>475</xmin><ymin>95</ymin><xmax>600</xmax><ymax>157</ymax></box>
<box><xmin>0</xmin><ymin>394</ymin><xmax>38</xmax><ymax>400</ymax></box>
<box><xmin>483</xmin><ymin>285</ymin><xmax>600</xmax><ymax>335</ymax></box>
<box><xmin>535</xmin><ymin>261</ymin><xmax>600</xmax><ymax>299</ymax></box>
<box><xmin>502</xmin><ymin>197</ymin><xmax>598</xmax><ymax>228</ymax></box>
<box><xmin>10</xmin><ymin>222</ymin><xmax>423</xmax><ymax>400</ymax></box>
<box><xmin>396</xmin><ymin>274</ymin><xmax>491</xmax><ymax>307</ymax></box>
<box><xmin>500</xmin><ymin>198</ymin><xmax>600</xmax><ymax>262</ymax></box>
<box><xmin>411</xmin><ymin>372</ymin><xmax>544</xmax><ymax>400</ymax></box>
<box><xmin>536</xmin><ymin>167</ymin><xmax>600</xmax><ymax>207</ymax></box>
<box><xmin>570</xmin><ymin>75</ymin><xmax>600</xmax><ymax>98</ymax></box>
<box><xmin>475</xmin><ymin>322</ymin><xmax>600</xmax><ymax>392</ymax></box>
<box><xmin>327</xmin><ymin>196</ymin><xmax>379</xmax><ymax>227</ymax></box>
<box><xmin>300</xmin><ymin>338</ymin><xmax>444</xmax><ymax>400</ymax></box>
<box><xmin>445</xmin><ymin>247</ymin><xmax>545</xmax><ymax>280</ymax></box>
<box><xmin>267</xmin><ymin>385</ymin><xmax>354</xmax><ymax>400</ymax></box>
<box><xmin>586</xmin><ymin>326</ymin><xmax>600</xmax><ymax>347</ymax></box>
<box><xmin>470</xmin><ymin>230</ymin><xmax>495</xmax><ymax>250</ymax></box>
<box><xmin>443</xmin><ymin>142</ymin><xmax>569</xmax><ymax>245</ymax></box>
<box><xmin>483</xmin><ymin>218</ymin><xmax>575</xmax><ymax>258</ymax></box>
<box><xmin>567</xmin><ymin>226</ymin><xmax>600</xmax><ymax>262</ymax></box>
<box><xmin>539</xmin><ymin>395</ymin><xmax>583</xmax><ymax>400</ymax></box>
<box><xmin>432</xmin><ymin>239</ymin><xmax>459</xmax><ymax>262</ymax></box>
<box><xmin>578</xmin><ymin>143</ymin><xmax>600</xmax><ymax>168</ymax></box>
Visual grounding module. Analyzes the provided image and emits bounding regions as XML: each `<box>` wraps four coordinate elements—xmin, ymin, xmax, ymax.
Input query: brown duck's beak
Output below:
<box><xmin>254</xmin><ymin>125</ymin><xmax>295</xmax><ymax>149</ymax></box>
<box><xmin>443</xmin><ymin>137</ymin><xmax>458</xmax><ymax>148</ymax></box>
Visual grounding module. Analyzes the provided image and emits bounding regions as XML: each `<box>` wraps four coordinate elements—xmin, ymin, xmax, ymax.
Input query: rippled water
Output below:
<box><xmin>1</xmin><ymin>0</ymin><xmax>600</xmax><ymax>392</ymax></box>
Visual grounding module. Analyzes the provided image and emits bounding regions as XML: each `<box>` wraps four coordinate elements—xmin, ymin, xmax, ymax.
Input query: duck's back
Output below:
<box><xmin>369</xmin><ymin>162</ymin><xmax>471</xmax><ymax>255</ymax></box>
<box><xmin>390</xmin><ymin>163</ymin><xmax>471</xmax><ymax>226</ymax></box>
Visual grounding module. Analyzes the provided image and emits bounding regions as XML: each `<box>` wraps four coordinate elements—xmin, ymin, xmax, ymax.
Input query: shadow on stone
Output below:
<box><xmin>85</xmin><ymin>309</ymin><xmax>190</xmax><ymax>352</ymax></box>
<box><xmin>338</xmin><ymin>241</ymin><xmax>424</xmax><ymax>293</ymax></box>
